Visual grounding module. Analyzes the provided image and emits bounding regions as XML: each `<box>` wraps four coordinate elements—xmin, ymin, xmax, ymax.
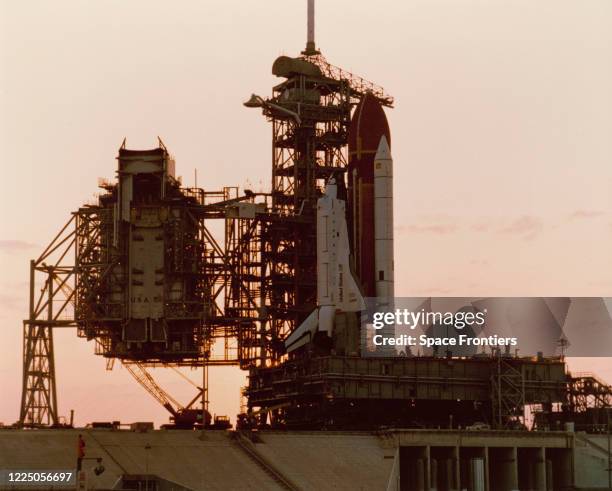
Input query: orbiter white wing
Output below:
<box><xmin>284</xmin><ymin>309</ymin><xmax>318</xmax><ymax>352</ymax></box>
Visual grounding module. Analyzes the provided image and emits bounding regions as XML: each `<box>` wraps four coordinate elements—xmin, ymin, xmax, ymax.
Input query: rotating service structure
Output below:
<box><xmin>76</xmin><ymin>145</ymin><xmax>209</xmax><ymax>362</ymax></box>
<box><xmin>19</xmin><ymin>140</ymin><xmax>248</xmax><ymax>427</ymax></box>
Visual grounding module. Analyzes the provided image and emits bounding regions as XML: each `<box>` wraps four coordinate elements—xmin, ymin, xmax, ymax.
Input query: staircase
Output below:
<box><xmin>229</xmin><ymin>431</ymin><xmax>300</xmax><ymax>491</ymax></box>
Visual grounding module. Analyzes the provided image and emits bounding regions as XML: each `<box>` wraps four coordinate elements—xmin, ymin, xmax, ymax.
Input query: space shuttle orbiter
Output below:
<box><xmin>285</xmin><ymin>178</ymin><xmax>366</xmax><ymax>353</ymax></box>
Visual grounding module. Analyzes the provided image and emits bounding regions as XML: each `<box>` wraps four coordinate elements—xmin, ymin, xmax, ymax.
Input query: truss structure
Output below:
<box><xmin>491</xmin><ymin>355</ymin><xmax>526</xmax><ymax>429</ymax></box>
<box><xmin>18</xmin><ymin>172</ymin><xmax>255</xmax><ymax>426</ymax></box>
<box><xmin>568</xmin><ymin>372</ymin><xmax>612</xmax><ymax>413</ymax></box>
<box><xmin>20</xmin><ymin>216</ymin><xmax>77</xmax><ymax>427</ymax></box>
<box><xmin>226</xmin><ymin>58</ymin><xmax>357</xmax><ymax>369</ymax></box>
<box><xmin>303</xmin><ymin>53</ymin><xmax>394</xmax><ymax>107</ymax></box>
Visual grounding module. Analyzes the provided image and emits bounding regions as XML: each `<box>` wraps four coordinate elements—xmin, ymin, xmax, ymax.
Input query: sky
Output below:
<box><xmin>1</xmin><ymin>0</ymin><xmax>611</xmax><ymax>427</ymax></box>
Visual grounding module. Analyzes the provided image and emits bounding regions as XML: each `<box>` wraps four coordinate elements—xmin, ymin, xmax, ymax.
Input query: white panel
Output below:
<box><xmin>120</xmin><ymin>175</ymin><xmax>133</xmax><ymax>222</ymax></box>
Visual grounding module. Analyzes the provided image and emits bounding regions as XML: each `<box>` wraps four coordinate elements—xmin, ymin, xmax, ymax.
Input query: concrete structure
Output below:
<box><xmin>2</xmin><ymin>429</ymin><xmax>612</xmax><ymax>490</ymax></box>
<box><xmin>1</xmin><ymin>430</ymin><xmax>282</xmax><ymax>490</ymax></box>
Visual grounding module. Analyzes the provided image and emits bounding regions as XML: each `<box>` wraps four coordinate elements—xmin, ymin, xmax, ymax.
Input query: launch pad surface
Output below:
<box><xmin>1</xmin><ymin>428</ymin><xmax>610</xmax><ymax>490</ymax></box>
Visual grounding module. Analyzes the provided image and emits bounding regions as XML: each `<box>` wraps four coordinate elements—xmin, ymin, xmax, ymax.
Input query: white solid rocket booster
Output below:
<box><xmin>374</xmin><ymin>135</ymin><xmax>394</xmax><ymax>301</ymax></box>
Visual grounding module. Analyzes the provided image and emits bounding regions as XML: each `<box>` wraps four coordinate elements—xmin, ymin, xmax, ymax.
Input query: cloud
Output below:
<box><xmin>396</xmin><ymin>224</ymin><xmax>458</xmax><ymax>235</ymax></box>
<box><xmin>398</xmin><ymin>215</ymin><xmax>548</xmax><ymax>240</ymax></box>
<box><xmin>498</xmin><ymin>216</ymin><xmax>543</xmax><ymax>240</ymax></box>
<box><xmin>568</xmin><ymin>210</ymin><xmax>605</xmax><ymax>220</ymax></box>
<box><xmin>0</xmin><ymin>240</ymin><xmax>37</xmax><ymax>252</ymax></box>
<box><xmin>470</xmin><ymin>259</ymin><xmax>489</xmax><ymax>266</ymax></box>
<box><xmin>471</xmin><ymin>222</ymin><xmax>492</xmax><ymax>232</ymax></box>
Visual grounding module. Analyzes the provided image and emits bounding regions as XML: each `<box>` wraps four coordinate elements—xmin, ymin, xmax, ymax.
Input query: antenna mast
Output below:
<box><xmin>303</xmin><ymin>0</ymin><xmax>319</xmax><ymax>55</ymax></box>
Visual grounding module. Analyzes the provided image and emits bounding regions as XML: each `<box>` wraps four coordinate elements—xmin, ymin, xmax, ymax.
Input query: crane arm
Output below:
<box><xmin>123</xmin><ymin>363</ymin><xmax>183</xmax><ymax>416</ymax></box>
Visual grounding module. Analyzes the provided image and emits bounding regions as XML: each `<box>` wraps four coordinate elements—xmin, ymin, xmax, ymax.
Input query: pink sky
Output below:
<box><xmin>1</xmin><ymin>0</ymin><xmax>612</xmax><ymax>427</ymax></box>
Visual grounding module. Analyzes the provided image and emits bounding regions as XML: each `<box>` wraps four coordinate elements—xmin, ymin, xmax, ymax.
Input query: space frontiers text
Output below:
<box><xmin>369</xmin><ymin>308</ymin><xmax>519</xmax><ymax>348</ymax></box>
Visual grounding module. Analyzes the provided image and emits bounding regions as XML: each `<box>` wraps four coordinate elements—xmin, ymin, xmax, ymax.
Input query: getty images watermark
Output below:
<box><xmin>361</xmin><ymin>297</ymin><xmax>612</xmax><ymax>357</ymax></box>
<box><xmin>370</xmin><ymin>307</ymin><xmax>519</xmax><ymax>349</ymax></box>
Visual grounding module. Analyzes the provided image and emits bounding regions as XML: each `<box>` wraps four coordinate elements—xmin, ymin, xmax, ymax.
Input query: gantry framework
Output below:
<box><xmin>226</xmin><ymin>53</ymin><xmax>396</xmax><ymax>369</ymax></box>
<box><xmin>567</xmin><ymin>372</ymin><xmax>612</xmax><ymax>415</ymax></box>
<box><xmin>19</xmin><ymin>220</ymin><xmax>77</xmax><ymax>426</ymax></box>
<box><xmin>18</xmin><ymin>147</ymin><xmax>260</xmax><ymax>426</ymax></box>
<box><xmin>304</xmin><ymin>53</ymin><xmax>394</xmax><ymax>108</ymax></box>
<box><xmin>73</xmin><ymin>181</ymin><xmax>245</xmax><ymax>367</ymax></box>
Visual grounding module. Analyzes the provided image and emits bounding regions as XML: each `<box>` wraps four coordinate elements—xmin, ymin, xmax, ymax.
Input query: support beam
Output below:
<box><xmin>20</xmin><ymin>322</ymin><xmax>58</xmax><ymax>426</ymax></box>
<box><xmin>19</xmin><ymin>218</ymin><xmax>77</xmax><ymax>427</ymax></box>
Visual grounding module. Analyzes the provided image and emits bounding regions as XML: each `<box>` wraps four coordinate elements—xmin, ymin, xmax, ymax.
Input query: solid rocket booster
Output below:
<box><xmin>374</xmin><ymin>135</ymin><xmax>393</xmax><ymax>301</ymax></box>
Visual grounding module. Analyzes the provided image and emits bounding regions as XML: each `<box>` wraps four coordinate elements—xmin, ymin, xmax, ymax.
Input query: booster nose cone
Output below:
<box><xmin>374</xmin><ymin>135</ymin><xmax>391</xmax><ymax>161</ymax></box>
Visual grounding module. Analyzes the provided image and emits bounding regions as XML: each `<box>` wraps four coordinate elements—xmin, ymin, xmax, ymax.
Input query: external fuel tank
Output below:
<box><xmin>347</xmin><ymin>93</ymin><xmax>392</xmax><ymax>298</ymax></box>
